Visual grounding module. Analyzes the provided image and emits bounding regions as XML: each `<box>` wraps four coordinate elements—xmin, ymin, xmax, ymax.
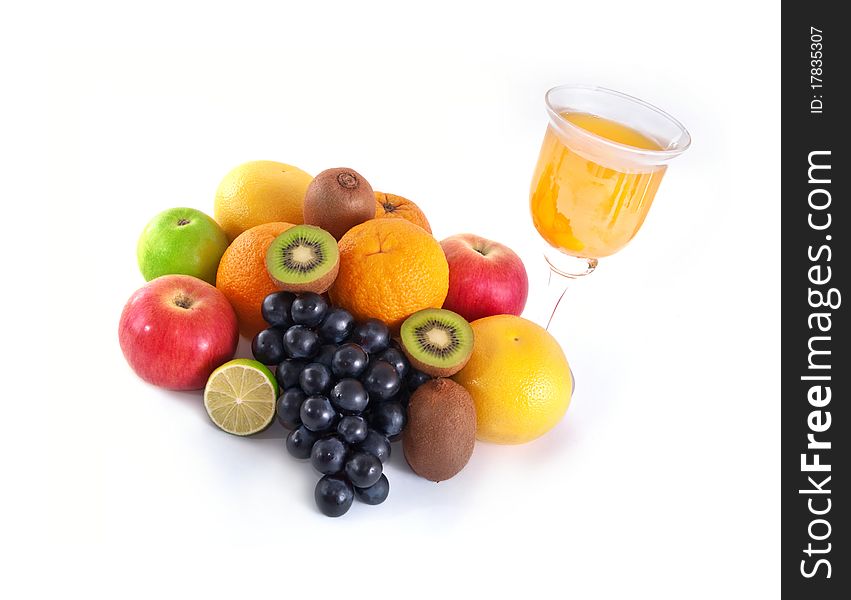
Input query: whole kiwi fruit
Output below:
<box><xmin>403</xmin><ymin>378</ymin><xmax>477</xmax><ymax>482</ymax></box>
<box><xmin>303</xmin><ymin>168</ymin><xmax>375</xmax><ymax>240</ymax></box>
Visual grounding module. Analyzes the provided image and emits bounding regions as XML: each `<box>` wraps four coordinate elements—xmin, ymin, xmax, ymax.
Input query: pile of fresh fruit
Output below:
<box><xmin>119</xmin><ymin>160</ymin><xmax>573</xmax><ymax>517</ymax></box>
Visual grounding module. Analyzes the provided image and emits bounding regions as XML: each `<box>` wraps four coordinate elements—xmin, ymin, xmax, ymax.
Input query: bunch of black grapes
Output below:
<box><xmin>252</xmin><ymin>291</ymin><xmax>432</xmax><ymax>517</ymax></box>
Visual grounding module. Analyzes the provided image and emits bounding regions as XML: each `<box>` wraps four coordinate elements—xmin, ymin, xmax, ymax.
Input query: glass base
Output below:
<box><xmin>543</xmin><ymin>248</ymin><xmax>598</xmax><ymax>279</ymax></box>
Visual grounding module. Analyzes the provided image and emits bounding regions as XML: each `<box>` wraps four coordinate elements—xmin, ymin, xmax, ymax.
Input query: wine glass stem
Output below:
<box><xmin>546</xmin><ymin>269</ymin><xmax>569</xmax><ymax>332</ymax></box>
<box><xmin>541</xmin><ymin>254</ymin><xmax>597</xmax><ymax>331</ymax></box>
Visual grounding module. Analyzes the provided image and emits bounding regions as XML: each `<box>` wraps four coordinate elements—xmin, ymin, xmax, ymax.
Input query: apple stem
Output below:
<box><xmin>177</xmin><ymin>218</ymin><xmax>191</xmax><ymax>226</ymax></box>
<box><xmin>173</xmin><ymin>293</ymin><xmax>194</xmax><ymax>309</ymax></box>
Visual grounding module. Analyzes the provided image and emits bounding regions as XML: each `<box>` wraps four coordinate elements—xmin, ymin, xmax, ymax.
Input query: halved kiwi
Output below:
<box><xmin>399</xmin><ymin>308</ymin><xmax>474</xmax><ymax>377</ymax></box>
<box><xmin>265</xmin><ymin>225</ymin><xmax>339</xmax><ymax>294</ymax></box>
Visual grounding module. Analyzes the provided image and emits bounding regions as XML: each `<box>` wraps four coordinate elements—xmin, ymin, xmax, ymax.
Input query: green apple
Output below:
<box><xmin>137</xmin><ymin>207</ymin><xmax>229</xmax><ymax>285</ymax></box>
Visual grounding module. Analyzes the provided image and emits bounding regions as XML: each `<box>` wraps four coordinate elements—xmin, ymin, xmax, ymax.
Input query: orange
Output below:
<box><xmin>453</xmin><ymin>315</ymin><xmax>573</xmax><ymax>444</ymax></box>
<box><xmin>374</xmin><ymin>192</ymin><xmax>432</xmax><ymax>233</ymax></box>
<box><xmin>216</xmin><ymin>222</ymin><xmax>294</xmax><ymax>338</ymax></box>
<box><xmin>214</xmin><ymin>160</ymin><xmax>312</xmax><ymax>241</ymax></box>
<box><xmin>330</xmin><ymin>219</ymin><xmax>448</xmax><ymax>329</ymax></box>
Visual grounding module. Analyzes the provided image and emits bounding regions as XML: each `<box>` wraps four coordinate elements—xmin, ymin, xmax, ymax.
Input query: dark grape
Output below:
<box><xmin>284</xmin><ymin>325</ymin><xmax>320</xmax><ymax>359</ymax></box>
<box><xmin>318</xmin><ymin>307</ymin><xmax>355</xmax><ymax>343</ymax></box>
<box><xmin>261</xmin><ymin>291</ymin><xmax>295</xmax><ymax>327</ymax></box>
<box><xmin>363</xmin><ymin>361</ymin><xmax>402</xmax><ymax>401</ymax></box>
<box><xmin>345</xmin><ymin>452</ymin><xmax>383</xmax><ymax>488</ymax></box>
<box><xmin>299</xmin><ymin>363</ymin><xmax>332</xmax><ymax>395</ymax></box>
<box><xmin>369</xmin><ymin>400</ymin><xmax>406</xmax><ymax>438</ymax></box>
<box><xmin>394</xmin><ymin>389</ymin><xmax>411</xmax><ymax>408</ymax></box>
<box><xmin>291</xmin><ymin>293</ymin><xmax>328</xmax><ymax>327</ymax></box>
<box><xmin>337</xmin><ymin>415</ymin><xmax>368</xmax><ymax>444</ymax></box>
<box><xmin>276</xmin><ymin>388</ymin><xmax>305</xmax><ymax>429</ymax></box>
<box><xmin>359</xmin><ymin>430</ymin><xmax>391</xmax><ymax>463</ymax></box>
<box><xmin>314</xmin><ymin>475</ymin><xmax>354</xmax><ymax>517</ymax></box>
<box><xmin>407</xmin><ymin>368</ymin><xmax>431</xmax><ymax>392</ymax></box>
<box><xmin>276</xmin><ymin>358</ymin><xmax>307</xmax><ymax>390</ymax></box>
<box><xmin>251</xmin><ymin>328</ymin><xmax>287</xmax><ymax>365</ymax></box>
<box><xmin>271</xmin><ymin>305</ymin><xmax>407</xmax><ymax>515</ymax></box>
<box><xmin>331</xmin><ymin>343</ymin><xmax>368</xmax><ymax>379</ymax></box>
<box><xmin>286</xmin><ymin>426</ymin><xmax>320</xmax><ymax>459</ymax></box>
<box><xmin>378</xmin><ymin>348</ymin><xmax>409</xmax><ymax>379</ymax></box>
<box><xmin>354</xmin><ymin>474</ymin><xmax>390</xmax><ymax>505</ymax></box>
<box><xmin>329</xmin><ymin>378</ymin><xmax>369</xmax><ymax>414</ymax></box>
<box><xmin>310</xmin><ymin>436</ymin><xmax>348</xmax><ymax>475</ymax></box>
<box><xmin>300</xmin><ymin>395</ymin><xmax>336</xmax><ymax>432</ymax></box>
<box><xmin>314</xmin><ymin>344</ymin><xmax>337</xmax><ymax>368</ymax></box>
<box><xmin>352</xmin><ymin>319</ymin><xmax>390</xmax><ymax>354</ymax></box>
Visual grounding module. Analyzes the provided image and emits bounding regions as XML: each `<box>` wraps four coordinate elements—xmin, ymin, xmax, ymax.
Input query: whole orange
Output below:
<box><xmin>330</xmin><ymin>219</ymin><xmax>448</xmax><ymax>329</ymax></box>
<box><xmin>216</xmin><ymin>222</ymin><xmax>294</xmax><ymax>338</ymax></box>
<box><xmin>374</xmin><ymin>192</ymin><xmax>432</xmax><ymax>233</ymax></box>
<box><xmin>453</xmin><ymin>315</ymin><xmax>573</xmax><ymax>444</ymax></box>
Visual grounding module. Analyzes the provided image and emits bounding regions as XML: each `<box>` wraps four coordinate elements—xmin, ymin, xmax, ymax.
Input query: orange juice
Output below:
<box><xmin>530</xmin><ymin>112</ymin><xmax>666</xmax><ymax>258</ymax></box>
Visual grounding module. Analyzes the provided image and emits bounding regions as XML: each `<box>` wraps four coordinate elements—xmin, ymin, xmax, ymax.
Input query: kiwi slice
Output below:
<box><xmin>399</xmin><ymin>308</ymin><xmax>474</xmax><ymax>377</ymax></box>
<box><xmin>265</xmin><ymin>225</ymin><xmax>340</xmax><ymax>294</ymax></box>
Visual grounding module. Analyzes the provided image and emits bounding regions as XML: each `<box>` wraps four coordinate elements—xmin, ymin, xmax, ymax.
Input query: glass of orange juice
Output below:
<box><xmin>530</xmin><ymin>85</ymin><xmax>691</xmax><ymax>328</ymax></box>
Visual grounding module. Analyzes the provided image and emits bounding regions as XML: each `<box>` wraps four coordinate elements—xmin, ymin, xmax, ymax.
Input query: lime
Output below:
<box><xmin>203</xmin><ymin>359</ymin><xmax>278</xmax><ymax>436</ymax></box>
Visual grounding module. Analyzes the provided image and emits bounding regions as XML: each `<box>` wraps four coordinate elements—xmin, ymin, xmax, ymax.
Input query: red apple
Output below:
<box><xmin>119</xmin><ymin>274</ymin><xmax>239</xmax><ymax>390</ymax></box>
<box><xmin>440</xmin><ymin>234</ymin><xmax>529</xmax><ymax>322</ymax></box>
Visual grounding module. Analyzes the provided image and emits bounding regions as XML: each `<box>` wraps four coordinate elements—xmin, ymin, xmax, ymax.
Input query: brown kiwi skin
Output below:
<box><xmin>400</xmin><ymin>344</ymin><xmax>470</xmax><ymax>378</ymax></box>
<box><xmin>268</xmin><ymin>260</ymin><xmax>339</xmax><ymax>294</ymax></box>
<box><xmin>303</xmin><ymin>168</ymin><xmax>376</xmax><ymax>240</ymax></box>
<box><xmin>403</xmin><ymin>378</ymin><xmax>477</xmax><ymax>482</ymax></box>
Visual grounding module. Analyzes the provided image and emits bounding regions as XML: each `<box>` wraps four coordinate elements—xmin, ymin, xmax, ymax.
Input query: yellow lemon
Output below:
<box><xmin>453</xmin><ymin>315</ymin><xmax>572</xmax><ymax>444</ymax></box>
<box><xmin>214</xmin><ymin>160</ymin><xmax>312</xmax><ymax>241</ymax></box>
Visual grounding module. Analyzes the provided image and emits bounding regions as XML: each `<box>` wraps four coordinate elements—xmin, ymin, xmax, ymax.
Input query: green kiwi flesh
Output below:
<box><xmin>265</xmin><ymin>225</ymin><xmax>339</xmax><ymax>293</ymax></box>
<box><xmin>399</xmin><ymin>308</ymin><xmax>474</xmax><ymax>377</ymax></box>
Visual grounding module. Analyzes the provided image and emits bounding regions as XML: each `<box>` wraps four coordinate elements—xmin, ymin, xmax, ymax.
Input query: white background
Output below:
<box><xmin>11</xmin><ymin>0</ymin><xmax>779</xmax><ymax>597</ymax></box>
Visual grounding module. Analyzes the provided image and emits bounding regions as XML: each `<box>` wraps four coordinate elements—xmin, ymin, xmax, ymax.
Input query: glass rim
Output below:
<box><xmin>544</xmin><ymin>84</ymin><xmax>692</xmax><ymax>160</ymax></box>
